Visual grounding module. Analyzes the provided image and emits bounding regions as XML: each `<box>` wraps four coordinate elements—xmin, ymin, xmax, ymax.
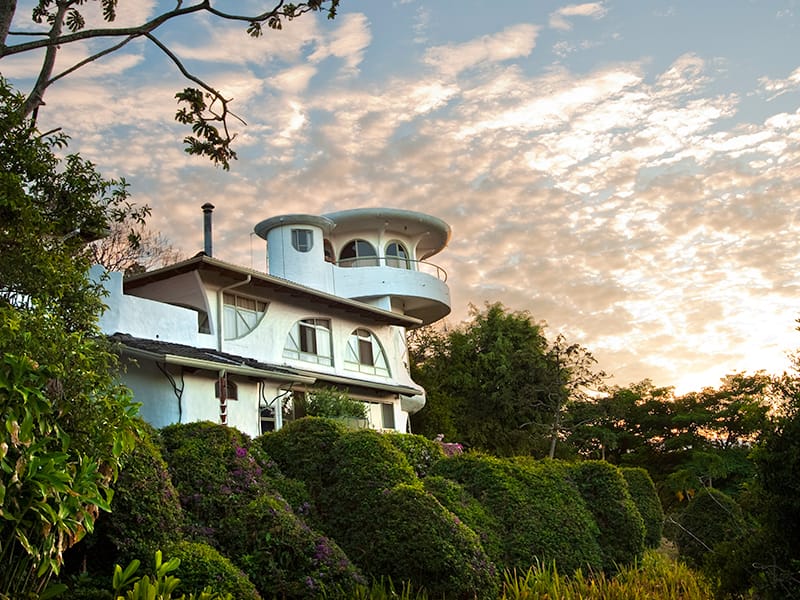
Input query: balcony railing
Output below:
<box><xmin>335</xmin><ymin>257</ymin><xmax>448</xmax><ymax>282</ymax></box>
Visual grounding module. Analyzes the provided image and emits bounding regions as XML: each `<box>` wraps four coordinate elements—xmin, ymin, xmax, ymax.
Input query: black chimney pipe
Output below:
<box><xmin>202</xmin><ymin>203</ymin><xmax>214</xmax><ymax>257</ymax></box>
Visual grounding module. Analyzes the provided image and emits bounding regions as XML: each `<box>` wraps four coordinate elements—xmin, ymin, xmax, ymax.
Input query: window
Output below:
<box><xmin>292</xmin><ymin>228</ymin><xmax>313</xmax><ymax>252</ymax></box>
<box><xmin>381</xmin><ymin>403</ymin><xmax>395</xmax><ymax>429</ymax></box>
<box><xmin>284</xmin><ymin>318</ymin><xmax>333</xmax><ymax>366</ymax></box>
<box><xmin>260</xmin><ymin>405</ymin><xmax>276</xmax><ymax>433</ymax></box>
<box><xmin>385</xmin><ymin>241</ymin><xmax>410</xmax><ymax>269</ymax></box>
<box><xmin>223</xmin><ymin>293</ymin><xmax>267</xmax><ymax>339</ymax></box>
<box><xmin>323</xmin><ymin>240</ymin><xmax>335</xmax><ymax>263</ymax></box>
<box><xmin>339</xmin><ymin>239</ymin><xmax>378</xmax><ymax>267</ymax></box>
<box><xmin>345</xmin><ymin>329</ymin><xmax>390</xmax><ymax>376</ymax></box>
<box><xmin>215</xmin><ymin>377</ymin><xmax>238</xmax><ymax>400</ymax></box>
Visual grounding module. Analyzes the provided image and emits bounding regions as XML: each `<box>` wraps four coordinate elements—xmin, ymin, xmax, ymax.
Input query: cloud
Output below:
<box><xmin>549</xmin><ymin>3</ymin><xmax>608</xmax><ymax>31</ymax></box>
<box><xmin>20</xmin><ymin>9</ymin><xmax>800</xmax><ymax>395</ymax></box>
<box><xmin>423</xmin><ymin>24</ymin><xmax>539</xmax><ymax>78</ymax></box>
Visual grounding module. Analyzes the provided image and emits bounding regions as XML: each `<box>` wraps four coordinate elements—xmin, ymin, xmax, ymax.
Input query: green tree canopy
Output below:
<box><xmin>0</xmin><ymin>76</ymin><xmax>139</xmax><ymax>597</ymax></box>
<box><xmin>410</xmin><ymin>303</ymin><xmax>604</xmax><ymax>457</ymax></box>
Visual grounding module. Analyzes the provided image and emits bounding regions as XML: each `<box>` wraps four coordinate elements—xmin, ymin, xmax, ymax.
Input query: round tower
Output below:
<box><xmin>253</xmin><ymin>214</ymin><xmax>335</xmax><ymax>292</ymax></box>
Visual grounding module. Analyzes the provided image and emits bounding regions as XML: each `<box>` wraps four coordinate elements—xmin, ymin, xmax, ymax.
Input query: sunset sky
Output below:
<box><xmin>5</xmin><ymin>1</ymin><xmax>800</xmax><ymax>393</ymax></box>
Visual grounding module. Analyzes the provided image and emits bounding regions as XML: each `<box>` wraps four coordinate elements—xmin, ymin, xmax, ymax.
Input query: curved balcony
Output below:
<box><xmin>331</xmin><ymin>259</ymin><xmax>451</xmax><ymax>325</ymax></box>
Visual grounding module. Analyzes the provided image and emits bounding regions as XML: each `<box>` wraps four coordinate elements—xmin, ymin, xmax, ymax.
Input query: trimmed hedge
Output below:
<box><xmin>168</xmin><ymin>540</ymin><xmax>261</xmax><ymax>600</ymax></box>
<box><xmin>257</xmin><ymin>417</ymin><xmax>348</xmax><ymax>506</ymax></box>
<box><xmin>621</xmin><ymin>467</ymin><xmax>664</xmax><ymax>548</ymax></box>
<box><xmin>221</xmin><ymin>494</ymin><xmax>362</xmax><ymax>598</ymax></box>
<box><xmin>384</xmin><ymin>432</ymin><xmax>445</xmax><ymax>478</ymax></box>
<box><xmin>69</xmin><ymin>420</ymin><xmax>184</xmax><ymax>575</ymax></box>
<box><xmin>160</xmin><ymin>421</ymin><xmax>361</xmax><ymax>599</ymax></box>
<box><xmin>423</xmin><ymin>475</ymin><xmax>503</xmax><ymax>565</ymax></box>
<box><xmin>567</xmin><ymin>460</ymin><xmax>646</xmax><ymax>572</ymax></box>
<box><xmin>368</xmin><ymin>484</ymin><xmax>499</xmax><ymax>600</ymax></box>
<box><xmin>431</xmin><ymin>454</ymin><xmax>603</xmax><ymax>574</ymax></box>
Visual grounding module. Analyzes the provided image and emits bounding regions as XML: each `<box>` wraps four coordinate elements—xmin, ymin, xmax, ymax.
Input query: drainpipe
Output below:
<box><xmin>216</xmin><ymin>275</ymin><xmax>251</xmax><ymax>351</ymax></box>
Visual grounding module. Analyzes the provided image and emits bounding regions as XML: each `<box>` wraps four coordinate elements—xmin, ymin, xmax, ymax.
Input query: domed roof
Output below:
<box><xmin>323</xmin><ymin>208</ymin><xmax>451</xmax><ymax>260</ymax></box>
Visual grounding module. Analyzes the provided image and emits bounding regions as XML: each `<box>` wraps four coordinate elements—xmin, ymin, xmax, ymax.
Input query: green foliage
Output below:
<box><xmin>423</xmin><ymin>476</ymin><xmax>503</xmax><ymax>565</ymax></box>
<box><xmin>160</xmin><ymin>421</ymin><xmax>358</xmax><ymax>599</ymax></box>
<box><xmin>0</xmin><ymin>76</ymin><xmax>139</xmax><ymax>597</ymax></box>
<box><xmin>674</xmin><ymin>488</ymin><xmax>745</xmax><ymax>569</ymax></box>
<box><xmin>112</xmin><ymin>550</ymin><xmax>232</xmax><ymax>600</ymax></box>
<box><xmin>257</xmin><ymin>417</ymin><xmax>348</xmax><ymax>504</ymax></box>
<box><xmin>502</xmin><ymin>549</ymin><xmax>713</xmax><ymax>600</ymax></box>
<box><xmin>86</xmin><ymin>422</ymin><xmax>185</xmax><ymax>567</ymax></box>
<box><xmin>567</xmin><ymin>461</ymin><xmax>646</xmax><ymax>572</ymax></box>
<box><xmin>410</xmin><ymin>303</ymin><xmax>604</xmax><ymax>457</ymax></box>
<box><xmin>303</xmin><ymin>388</ymin><xmax>368</xmax><ymax>421</ymax></box>
<box><xmin>621</xmin><ymin>467</ymin><xmax>664</xmax><ymax>548</ymax></box>
<box><xmin>167</xmin><ymin>541</ymin><xmax>260</xmax><ymax>600</ymax></box>
<box><xmin>158</xmin><ymin>422</ymin><xmax>277</xmax><ymax>539</ymax></box>
<box><xmin>366</xmin><ymin>484</ymin><xmax>499</xmax><ymax>600</ymax></box>
<box><xmin>222</xmin><ymin>494</ymin><xmax>361</xmax><ymax>598</ymax></box>
<box><xmin>383</xmin><ymin>432</ymin><xmax>445</xmax><ymax>478</ymax></box>
<box><xmin>431</xmin><ymin>454</ymin><xmax>603</xmax><ymax>574</ymax></box>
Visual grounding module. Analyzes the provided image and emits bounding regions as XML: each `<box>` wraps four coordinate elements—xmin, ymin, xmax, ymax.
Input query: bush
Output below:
<box><xmin>62</xmin><ymin>421</ymin><xmax>185</xmax><ymax>578</ymax></box>
<box><xmin>674</xmin><ymin>487</ymin><xmax>745</xmax><ymax>569</ymax></box>
<box><xmin>423</xmin><ymin>475</ymin><xmax>503</xmax><ymax>565</ymax></box>
<box><xmin>567</xmin><ymin>460</ymin><xmax>645</xmax><ymax>572</ymax></box>
<box><xmin>366</xmin><ymin>484</ymin><xmax>499</xmax><ymax>600</ymax></box>
<box><xmin>431</xmin><ymin>454</ymin><xmax>603</xmax><ymax>574</ymax></box>
<box><xmin>167</xmin><ymin>541</ymin><xmax>260</xmax><ymax>600</ymax></box>
<box><xmin>621</xmin><ymin>467</ymin><xmax>664</xmax><ymax>548</ymax></box>
<box><xmin>384</xmin><ymin>432</ymin><xmax>445</xmax><ymax>478</ymax></box>
<box><xmin>222</xmin><ymin>494</ymin><xmax>362</xmax><ymax>598</ymax></box>
<box><xmin>304</xmin><ymin>387</ymin><xmax>368</xmax><ymax>420</ymax></box>
<box><xmin>159</xmin><ymin>421</ymin><xmax>278</xmax><ymax>540</ymax></box>
<box><xmin>257</xmin><ymin>417</ymin><xmax>348</xmax><ymax>506</ymax></box>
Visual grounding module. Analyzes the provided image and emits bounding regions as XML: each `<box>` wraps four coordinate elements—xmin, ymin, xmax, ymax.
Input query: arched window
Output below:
<box><xmin>284</xmin><ymin>318</ymin><xmax>333</xmax><ymax>366</ymax></box>
<box><xmin>345</xmin><ymin>329</ymin><xmax>390</xmax><ymax>376</ymax></box>
<box><xmin>339</xmin><ymin>239</ymin><xmax>378</xmax><ymax>268</ymax></box>
<box><xmin>385</xmin><ymin>241</ymin><xmax>411</xmax><ymax>269</ymax></box>
<box><xmin>223</xmin><ymin>293</ymin><xmax>267</xmax><ymax>339</ymax></box>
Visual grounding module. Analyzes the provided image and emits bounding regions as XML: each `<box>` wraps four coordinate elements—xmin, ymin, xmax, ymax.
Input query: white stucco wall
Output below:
<box><xmin>97</xmin><ymin>268</ymin><xmax>200</xmax><ymax>345</ymax></box>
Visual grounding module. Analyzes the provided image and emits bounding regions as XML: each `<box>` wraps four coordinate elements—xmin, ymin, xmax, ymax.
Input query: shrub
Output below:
<box><xmin>423</xmin><ymin>475</ymin><xmax>503</xmax><ymax>564</ymax></box>
<box><xmin>674</xmin><ymin>487</ymin><xmax>745</xmax><ymax>569</ymax></box>
<box><xmin>257</xmin><ymin>417</ymin><xmax>348</xmax><ymax>505</ymax></box>
<box><xmin>431</xmin><ymin>454</ymin><xmax>603</xmax><ymax>574</ymax></box>
<box><xmin>159</xmin><ymin>421</ymin><xmax>277</xmax><ymax>540</ymax></box>
<box><xmin>222</xmin><ymin>494</ymin><xmax>362</xmax><ymax>598</ymax></box>
<box><xmin>62</xmin><ymin>421</ymin><xmax>185</xmax><ymax>578</ymax></box>
<box><xmin>366</xmin><ymin>484</ymin><xmax>499</xmax><ymax>600</ymax></box>
<box><xmin>167</xmin><ymin>541</ymin><xmax>260</xmax><ymax>600</ymax></box>
<box><xmin>567</xmin><ymin>460</ymin><xmax>645</xmax><ymax>572</ymax></box>
<box><xmin>305</xmin><ymin>387</ymin><xmax>368</xmax><ymax>420</ymax></box>
<box><xmin>621</xmin><ymin>467</ymin><xmax>664</xmax><ymax>548</ymax></box>
<box><xmin>384</xmin><ymin>432</ymin><xmax>445</xmax><ymax>478</ymax></box>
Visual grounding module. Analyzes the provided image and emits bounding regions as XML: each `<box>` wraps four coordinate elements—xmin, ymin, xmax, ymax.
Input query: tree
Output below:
<box><xmin>0</xmin><ymin>0</ymin><xmax>341</xmax><ymax>169</ymax></box>
<box><xmin>0</xmin><ymin>76</ymin><xmax>139</xmax><ymax>597</ymax></box>
<box><xmin>90</xmin><ymin>214</ymin><xmax>184</xmax><ymax>274</ymax></box>
<box><xmin>410</xmin><ymin>303</ymin><xmax>604</xmax><ymax>457</ymax></box>
<box><xmin>536</xmin><ymin>333</ymin><xmax>606</xmax><ymax>459</ymax></box>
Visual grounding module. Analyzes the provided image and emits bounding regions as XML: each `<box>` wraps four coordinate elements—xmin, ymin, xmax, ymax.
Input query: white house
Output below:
<box><xmin>97</xmin><ymin>207</ymin><xmax>452</xmax><ymax>438</ymax></box>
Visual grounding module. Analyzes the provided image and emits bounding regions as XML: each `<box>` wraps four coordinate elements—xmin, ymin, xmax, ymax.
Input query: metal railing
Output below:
<box><xmin>335</xmin><ymin>257</ymin><xmax>448</xmax><ymax>282</ymax></box>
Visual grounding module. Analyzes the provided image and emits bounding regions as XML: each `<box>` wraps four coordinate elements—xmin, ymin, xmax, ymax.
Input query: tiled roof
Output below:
<box><xmin>109</xmin><ymin>333</ymin><xmax>302</xmax><ymax>378</ymax></box>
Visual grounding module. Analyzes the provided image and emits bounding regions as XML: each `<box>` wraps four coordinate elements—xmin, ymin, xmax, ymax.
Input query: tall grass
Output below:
<box><xmin>501</xmin><ymin>550</ymin><xmax>713</xmax><ymax>600</ymax></box>
<box><xmin>324</xmin><ymin>550</ymin><xmax>713</xmax><ymax>600</ymax></box>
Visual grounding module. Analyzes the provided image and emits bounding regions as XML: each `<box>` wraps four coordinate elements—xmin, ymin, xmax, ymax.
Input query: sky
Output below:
<box><xmin>4</xmin><ymin>1</ymin><xmax>800</xmax><ymax>394</ymax></box>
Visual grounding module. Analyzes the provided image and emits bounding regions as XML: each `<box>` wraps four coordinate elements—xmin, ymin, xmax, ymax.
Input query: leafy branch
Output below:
<box><xmin>0</xmin><ymin>0</ymin><xmax>341</xmax><ymax>168</ymax></box>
